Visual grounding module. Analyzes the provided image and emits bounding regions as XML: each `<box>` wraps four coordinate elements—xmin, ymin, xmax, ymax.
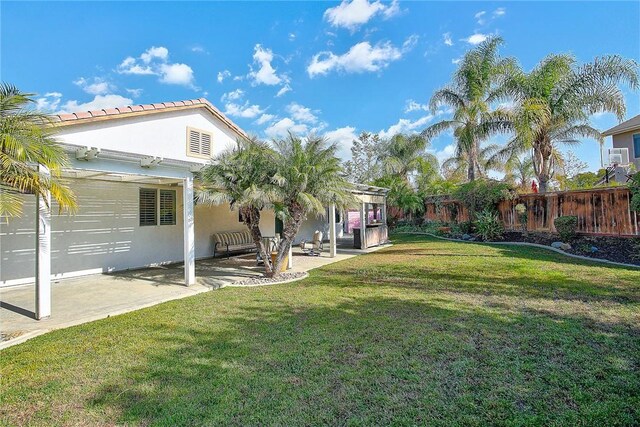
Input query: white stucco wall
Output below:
<box><xmin>55</xmin><ymin>109</ymin><xmax>240</xmax><ymax>163</ymax></box>
<box><xmin>612</xmin><ymin>130</ymin><xmax>640</xmax><ymax>168</ymax></box>
<box><xmin>1</xmin><ymin>179</ymin><xmax>276</xmax><ymax>286</ymax></box>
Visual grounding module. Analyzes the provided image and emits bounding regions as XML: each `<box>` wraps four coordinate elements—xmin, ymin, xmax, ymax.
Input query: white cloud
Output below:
<box><xmin>255</xmin><ymin>113</ymin><xmax>276</xmax><ymax>125</ymax></box>
<box><xmin>117</xmin><ymin>46</ymin><xmax>195</xmax><ymax>88</ymax></box>
<box><xmin>217</xmin><ymin>70</ymin><xmax>231</xmax><ymax>83</ymax></box>
<box><xmin>452</xmin><ymin>57</ymin><xmax>462</xmax><ymax>64</ymax></box>
<box><xmin>249</xmin><ymin>44</ymin><xmax>283</xmax><ymax>86</ymax></box>
<box><xmin>61</xmin><ymin>94</ymin><xmax>134</xmax><ymax>113</ymax></box>
<box><xmin>465</xmin><ymin>33</ymin><xmax>488</xmax><ymax>45</ymax></box>
<box><xmin>443</xmin><ymin>32</ymin><xmax>453</xmax><ymax>46</ymax></box>
<box><xmin>73</xmin><ymin>77</ymin><xmax>113</xmax><ymax>95</ymax></box>
<box><xmin>378</xmin><ymin>114</ymin><xmax>435</xmax><ymax>139</ymax></box>
<box><xmin>265</xmin><ymin>117</ymin><xmax>309</xmax><ymax>138</ymax></box>
<box><xmin>433</xmin><ymin>143</ymin><xmax>457</xmax><ymax>165</ymax></box>
<box><xmin>159</xmin><ymin>63</ymin><xmax>194</xmax><ymax>86</ymax></box>
<box><xmin>276</xmin><ymin>84</ymin><xmax>292</xmax><ymax>97</ymax></box>
<box><xmin>324</xmin><ymin>0</ymin><xmax>400</xmax><ymax>31</ymax></box>
<box><xmin>191</xmin><ymin>46</ymin><xmax>208</xmax><ymax>54</ymax></box>
<box><xmin>404</xmin><ymin>99</ymin><xmax>429</xmax><ymax>113</ymax></box>
<box><xmin>140</xmin><ymin>46</ymin><xmax>168</xmax><ymax>63</ymax></box>
<box><xmin>288</xmin><ymin>33</ymin><xmax>296</xmax><ymax>41</ymax></box>
<box><xmin>475</xmin><ymin>7</ymin><xmax>506</xmax><ymax>26</ymax></box>
<box><xmin>224</xmin><ymin>102</ymin><xmax>264</xmax><ymax>119</ymax></box>
<box><xmin>308</xmin><ymin>37</ymin><xmax>414</xmax><ymax>77</ymax></box>
<box><xmin>35</xmin><ymin>92</ymin><xmax>62</xmax><ymax>111</ymax></box>
<box><xmin>221</xmin><ymin>89</ymin><xmax>244</xmax><ymax>102</ymax></box>
<box><xmin>493</xmin><ymin>7</ymin><xmax>506</xmax><ymax>17</ymax></box>
<box><xmin>287</xmin><ymin>102</ymin><xmax>317</xmax><ymax>124</ymax></box>
<box><xmin>125</xmin><ymin>88</ymin><xmax>143</xmax><ymax>97</ymax></box>
<box><xmin>474</xmin><ymin>10</ymin><xmax>487</xmax><ymax>25</ymax></box>
<box><xmin>325</xmin><ymin>126</ymin><xmax>358</xmax><ymax>158</ymax></box>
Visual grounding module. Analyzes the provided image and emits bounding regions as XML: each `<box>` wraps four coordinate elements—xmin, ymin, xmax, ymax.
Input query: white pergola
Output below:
<box><xmin>33</xmin><ymin>147</ymin><xmax>199</xmax><ymax>320</ymax></box>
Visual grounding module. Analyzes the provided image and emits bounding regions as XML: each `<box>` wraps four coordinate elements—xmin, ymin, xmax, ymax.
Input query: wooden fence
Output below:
<box><xmin>422</xmin><ymin>187</ymin><xmax>639</xmax><ymax>236</ymax></box>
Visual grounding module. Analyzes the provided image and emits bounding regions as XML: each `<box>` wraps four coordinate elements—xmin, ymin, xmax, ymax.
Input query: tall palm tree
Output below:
<box><xmin>502</xmin><ymin>155</ymin><xmax>536</xmax><ymax>192</ymax></box>
<box><xmin>440</xmin><ymin>143</ymin><xmax>503</xmax><ymax>180</ymax></box>
<box><xmin>495</xmin><ymin>55</ymin><xmax>638</xmax><ymax>192</ymax></box>
<box><xmin>270</xmin><ymin>133</ymin><xmax>353</xmax><ymax>274</ymax></box>
<box><xmin>198</xmin><ymin>137</ymin><xmax>279</xmax><ymax>276</ymax></box>
<box><xmin>0</xmin><ymin>83</ymin><xmax>76</xmax><ymax>217</ymax></box>
<box><xmin>381</xmin><ymin>133</ymin><xmax>437</xmax><ymax>183</ymax></box>
<box><xmin>422</xmin><ymin>37</ymin><xmax>513</xmax><ymax>182</ymax></box>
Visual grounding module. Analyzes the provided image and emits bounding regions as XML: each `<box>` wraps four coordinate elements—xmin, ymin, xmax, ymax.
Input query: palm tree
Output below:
<box><xmin>198</xmin><ymin>137</ymin><xmax>279</xmax><ymax>276</ymax></box>
<box><xmin>381</xmin><ymin>133</ymin><xmax>437</xmax><ymax>183</ymax></box>
<box><xmin>495</xmin><ymin>55</ymin><xmax>638</xmax><ymax>192</ymax></box>
<box><xmin>440</xmin><ymin>143</ymin><xmax>503</xmax><ymax>180</ymax></box>
<box><xmin>502</xmin><ymin>155</ymin><xmax>536</xmax><ymax>192</ymax></box>
<box><xmin>422</xmin><ymin>37</ymin><xmax>513</xmax><ymax>182</ymax></box>
<box><xmin>270</xmin><ymin>133</ymin><xmax>353</xmax><ymax>275</ymax></box>
<box><xmin>0</xmin><ymin>83</ymin><xmax>76</xmax><ymax>217</ymax></box>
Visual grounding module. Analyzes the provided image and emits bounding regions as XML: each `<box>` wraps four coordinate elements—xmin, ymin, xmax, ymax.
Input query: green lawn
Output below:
<box><xmin>1</xmin><ymin>235</ymin><xmax>639</xmax><ymax>426</ymax></box>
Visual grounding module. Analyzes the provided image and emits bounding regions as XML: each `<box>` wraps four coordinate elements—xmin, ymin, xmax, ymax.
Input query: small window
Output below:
<box><xmin>633</xmin><ymin>134</ymin><xmax>640</xmax><ymax>158</ymax></box>
<box><xmin>139</xmin><ymin>188</ymin><xmax>157</xmax><ymax>226</ymax></box>
<box><xmin>187</xmin><ymin>127</ymin><xmax>213</xmax><ymax>158</ymax></box>
<box><xmin>159</xmin><ymin>190</ymin><xmax>176</xmax><ymax>225</ymax></box>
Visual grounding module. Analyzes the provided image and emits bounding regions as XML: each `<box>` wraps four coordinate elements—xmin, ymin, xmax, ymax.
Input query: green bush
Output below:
<box><xmin>458</xmin><ymin>220</ymin><xmax>475</xmax><ymax>234</ymax></box>
<box><xmin>453</xmin><ymin>179</ymin><xmax>515</xmax><ymax>218</ymax></box>
<box><xmin>629</xmin><ymin>172</ymin><xmax>640</xmax><ymax>212</ymax></box>
<box><xmin>474</xmin><ymin>210</ymin><xmax>504</xmax><ymax>241</ymax></box>
<box><xmin>554</xmin><ymin>216</ymin><xmax>578</xmax><ymax>242</ymax></box>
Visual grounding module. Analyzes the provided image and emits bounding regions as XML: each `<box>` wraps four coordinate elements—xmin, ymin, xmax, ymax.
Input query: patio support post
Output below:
<box><xmin>35</xmin><ymin>165</ymin><xmax>51</xmax><ymax>320</ymax></box>
<box><xmin>329</xmin><ymin>203</ymin><xmax>337</xmax><ymax>257</ymax></box>
<box><xmin>183</xmin><ymin>175</ymin><xmax>196</xmax><ymax>286</ymax></box>
<box><xmin>360</xmin><ymin>202</ymin><xmax>367</xmax><ymax>249</ymax></box>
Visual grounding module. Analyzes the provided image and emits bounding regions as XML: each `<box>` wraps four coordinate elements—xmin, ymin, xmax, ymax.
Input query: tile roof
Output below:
<box><xmin>52</xmin><ymin>98</ymin><xmax>249</xmax><ymax>139</ymax></box>
<box><xmin>603</xmin><ymin>114</ymin><xmax>640</xmax><ymax>136</ymax></box>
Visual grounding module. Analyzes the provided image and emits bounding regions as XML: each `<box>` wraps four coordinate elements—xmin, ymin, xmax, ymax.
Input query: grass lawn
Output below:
<box><xmin>1</xmin><ymin>234</ymin><xmax>639</xmax><ymax>426</ymax></box>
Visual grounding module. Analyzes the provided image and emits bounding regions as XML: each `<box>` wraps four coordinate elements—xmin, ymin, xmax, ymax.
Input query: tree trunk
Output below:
<box><xmin>269</xmin><ymin>202</ymin><xmax>306</xmax><ymax>277</ymax></box>
<box><xmin>467</xmin><ymin>140</ymin><xmax>478</xmax><ymax>182</ymax></box>
<box><xmin>240</xmin><ymin>206</ymin><xmax>273</xmax><ymax>276</ymax></box>
<box><xmin>532</xmin><ymin>137</ymin><xmax>553</xmax><ymax>193</ymax></box>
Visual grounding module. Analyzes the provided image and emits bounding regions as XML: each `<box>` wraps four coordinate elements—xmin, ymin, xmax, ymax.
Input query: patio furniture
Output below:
<box><xmin>212</xmin><ymin>231</ymin><xmax>256</xmax><ymax>257</ymax></box>
<box><xmin>300</xmin><ymin>231</ymin><xmax>323</xmax><ymax>256</ymax></box>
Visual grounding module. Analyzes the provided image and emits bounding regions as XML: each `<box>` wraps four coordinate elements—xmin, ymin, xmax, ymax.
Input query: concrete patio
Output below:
<box><xmin>0</xmin><ymin>238</ymin><xmax>389</xmax><ymax>349</ymax></box>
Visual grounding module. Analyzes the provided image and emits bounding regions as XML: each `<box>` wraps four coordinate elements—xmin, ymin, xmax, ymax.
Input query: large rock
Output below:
<box><xmin>461</xmin><ymin>234</ymin><xmax>472</xmax><ymax>241</ymax></box>
<box><xmin>551</xmin><ymin>241</ymin><xmax>572</xmax><ymax>251</ymax></box>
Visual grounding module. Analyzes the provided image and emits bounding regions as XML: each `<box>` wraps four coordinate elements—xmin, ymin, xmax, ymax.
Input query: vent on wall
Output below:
<box><xmin>187</xmin><ymin>127</ymin><xmax>213</xmax><ymax>158</ymax></box>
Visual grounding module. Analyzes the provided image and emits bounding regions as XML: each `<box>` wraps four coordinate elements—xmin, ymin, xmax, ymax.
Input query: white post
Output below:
<box><xmin>35</xmin><ymin>165</ymin><xmax>51</xmax><ymax>320</ymax></box>
<box><xmin>360</xmin><ymin>202</ymin><xmax>367</xmax><ymax>249</ymax></box>
<box><xmin>382</xmin><ymin>203</ymin><xmax>387</xmax><ymax>225</ymax></box>
<box><xmin>183</xmin><ymin>175</ymin><xmax>195</xmax><ymax>286</ymax></box>
<box><xmin>329</xmin><ymin>203</ymin><xmax>337</xmax><ymax>257</ymax></box>
<box><xmin>287</xmin><ymin>244</ymin><xmax>293</xmax><ymax>269</ymax></box>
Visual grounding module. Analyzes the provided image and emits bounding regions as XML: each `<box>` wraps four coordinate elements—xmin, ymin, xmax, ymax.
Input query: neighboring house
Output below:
<box><xmin>603</xmin><ymin>114</ymin><xmax>640</xmax><ymax>171</ymax></box>
<box><xmin>0</xmin><ymin>98</ymin><xmax>387</xmax><ymax>318</ymax></box>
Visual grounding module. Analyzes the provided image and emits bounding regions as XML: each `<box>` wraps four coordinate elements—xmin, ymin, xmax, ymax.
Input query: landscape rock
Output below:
<box><xmin>551</xmin><ymin>242</ymin><xmax>572</xmax><ymax>250</ymax></box>
<box><xmin>462</xmin><ymin>234</ymin><xmax>472</xmax><ymax>241</ymax></box>
<box><xmin>590</xmin><ymin>246</ymin><xmax>599</xmax><ymax>253</ymax></box>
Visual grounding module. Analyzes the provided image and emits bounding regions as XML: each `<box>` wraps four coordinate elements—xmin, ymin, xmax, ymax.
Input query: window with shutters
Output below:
<box><xmin>159</xmin><ymin>190</ymin><xmax>176</xmax><ymax>225</ymax></box>
<box><xmin>186</xmin><ymin>127</ymin><xmax>213</xmax><ymax>158</ymax></box>
<box><xmin>139</xmin><ymin>188</ymin><xmax>157</xmax><ymax>226</ymax></box>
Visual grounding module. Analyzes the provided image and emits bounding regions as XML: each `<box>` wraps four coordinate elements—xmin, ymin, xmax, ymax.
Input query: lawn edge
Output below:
<box><xmin>396</xmin><ymin>232</ymin><xmax>640</xmax><ymax>269</ymax></box>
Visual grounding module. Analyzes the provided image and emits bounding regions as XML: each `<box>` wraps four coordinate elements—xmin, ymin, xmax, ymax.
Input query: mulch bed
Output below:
<box><xmin>232</xmin><ymin>272</ymin><xmax>308</xmax><ymax>286</ymax></box>
<box><xmin>494</xmin><ymin>231</ymin><xmax>640</xmax><ymax>266</ymax></box>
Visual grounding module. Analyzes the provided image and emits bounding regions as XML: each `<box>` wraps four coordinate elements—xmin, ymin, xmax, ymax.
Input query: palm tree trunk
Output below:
<box><xmin>270</xmin><ymin>202</ymin><xmax>305</xmax><ymax>277</ymax></box>
<box><xmin>241</xmin><ymin>206</ymin><xmax>274</xmax><ymax>276</ymax></box>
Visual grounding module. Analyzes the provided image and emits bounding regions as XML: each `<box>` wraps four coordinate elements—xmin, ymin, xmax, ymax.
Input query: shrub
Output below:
<box><xmin>474</xmin><ymin>210</ymin><xmax>504</xmax><ymax>241</ymax></box>
<box><xmin>458</xmin><ymin>220</ymin><xmax>475</xmax><ymax>234</ymax></box>
<box><xmin>629</xmin><ymin>172</ymin><xmax>640</xmax><ymax>212</ymax></box>
<box><xmin>453</xmin><ymin>179</ymin><xmax>515</xmax><ymax>218</ymax></box>
<box><xmin>554</xmin><ymin>216</ymin><xmax>578</xmax><ymax>242</ymax></box>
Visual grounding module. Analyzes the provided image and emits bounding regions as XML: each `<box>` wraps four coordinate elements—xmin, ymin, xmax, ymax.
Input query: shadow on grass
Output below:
<box><xmin>86</xmin><ymin>294</ymin><xmax>639</xmax><ymax>426</ymax></box>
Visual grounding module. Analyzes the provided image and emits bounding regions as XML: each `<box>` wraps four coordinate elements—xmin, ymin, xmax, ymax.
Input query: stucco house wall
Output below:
<box><xmin>612</xmin><ymin>130</ymin><xmax>640</xmax><ymax>168</ymax></box>
<box><xmin>1</xmin><ymin>179</ymin><xmax>276</xmax><ymax>286</ymax></box>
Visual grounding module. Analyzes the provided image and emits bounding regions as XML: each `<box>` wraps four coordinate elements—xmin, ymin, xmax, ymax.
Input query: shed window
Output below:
<box><xmin>633</xmin><ymin>133</ymin><xmax>640</xmax><ymax>158</ymax></box>
<box><xmin>159</xmin><ymin>190</ymin><xmax>176</xmax><ymax>225</ymax></box>
<box><xmin>139</xmin><ymin>188</ymin><xmax>157</xmax><ymax>226</ymax></box>
<box><xmin>187</xmin><ymin>127</ymin><xmax>212</xmax><ymax>158</ymax></box>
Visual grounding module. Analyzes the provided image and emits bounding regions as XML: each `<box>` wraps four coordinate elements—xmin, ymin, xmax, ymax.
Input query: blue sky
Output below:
<box><xmin>2</xmin><ymin>1</ymin><xmax>639</xmax><ymax>170</ymax></box>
